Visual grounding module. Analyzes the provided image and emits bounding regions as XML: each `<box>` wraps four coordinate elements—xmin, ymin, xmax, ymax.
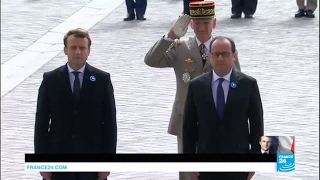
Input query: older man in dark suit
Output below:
<box><xmin>34</xmin><ymin>28</ymin><xmax>117</xmax><ymax>180</ymax></box>
<box><xmin>183</xmin><ymin>36</ymin><xmax>264</xmax><ymax>180</ymax></box>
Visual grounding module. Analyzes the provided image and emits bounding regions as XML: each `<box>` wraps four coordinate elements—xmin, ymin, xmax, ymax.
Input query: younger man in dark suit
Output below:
<box><xmin>258</xmin><ymin>136</ymin><xmax>275</xmax><ymax>154</ymax></box>
<box><xmin>34</xmin><ymin>28</ymin><xmax>117</xmax><ymax>180</ymax></box>
<box><xmin>183</xmin><ymin>36</ymin><xmax>263</xmax><ymax>180</ymax></box>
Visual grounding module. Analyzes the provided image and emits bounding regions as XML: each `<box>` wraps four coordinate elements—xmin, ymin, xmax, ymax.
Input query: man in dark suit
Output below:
<box><xmin>34</xmin><ymin>28</ymin><xmax>117</xmax><ymax>180</ymax></box>
<box><xmin>183</xmin><ymin>0</ymin><xmax>204</xmax><ymax>15</ymax></box>
<box><xmin>183</xmin><ymin>36</ymin><xmax>263</xmax><ymax>180</ymax></box>
<box><xmin>123</xmin><ymin>0</ymin><xmax>147</xmax><ymax>21</ymax></box>
<box><xmin>258</xmin><ymin>136</ymin><xmax>275</xmax><ymax>154</ymax></box>
<box><xmin>230</xmin><ymin>0</ymin><xmax>257</xmax><ymax>19</ymax></box>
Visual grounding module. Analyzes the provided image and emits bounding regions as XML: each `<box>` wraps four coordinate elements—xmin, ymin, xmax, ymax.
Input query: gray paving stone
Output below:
<box><xmin>1</xmin><ymin>0</ymin><xmax>319</xmax><ymax>179</ymax></box>
<box><xmin>1</xmin><ymin>0</ymin><xmax>91</xmax><ymax>64</ymax></box>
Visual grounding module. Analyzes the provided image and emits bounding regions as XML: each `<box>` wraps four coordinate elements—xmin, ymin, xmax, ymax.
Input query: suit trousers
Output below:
<box><xmin>231</xmin><ymin>0</ymin><xmax>258</xmax><ymax>15</ymax></box>
<box><xmin>177</xmin><ymin>136</ymin><xmax>194</xmax><ymax>180</ymax></box>
<box><xmin>296</xmin><ymin>0</ymin><xmax>318</xmax><ymax>11</ymax></box>
<box><xmin>125</xmin><ymin>0</ymin><xmax>147</xmax><ymax>16</ymax></box>
<box><xmin>183</xmin><ymin>0</ymin><xmax>204</xmax><ymax>15</ymax></box>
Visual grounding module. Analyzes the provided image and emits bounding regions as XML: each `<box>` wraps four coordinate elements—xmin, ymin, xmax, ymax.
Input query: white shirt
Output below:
<box><xmin>212</xmin><ymin>70</ymin><xmax>232</xmax><ymax>107</ymax></box>
<box><xmin>261</xmin><ymin>149</ymin><xmax>269</xmax><ymax>154</ymax></box>
<box><xmin>67</xmin><ymin>64</ymin><xmax>86</xmax><ymax>92</ymax></box>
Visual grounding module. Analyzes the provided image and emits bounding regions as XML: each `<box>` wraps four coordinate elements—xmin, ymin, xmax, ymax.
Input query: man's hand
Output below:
<box><xmin>98</xmin><ymin>172</ymin><xmax>110</xmax><ymax>180</ymax></box>
<box><xmin>247</xmin><ymin>172</ymin><xmax>255</xmax><ymax>180</ymax></box>
<box><xmin>40</xmin><ymin>172</ymin><xmax>52</xmax><ymax>180</ymax></box>
<box><xmin>169</xmin><ymin>15</ymin><xmax>190</xmax><ymax>39</ymax></box>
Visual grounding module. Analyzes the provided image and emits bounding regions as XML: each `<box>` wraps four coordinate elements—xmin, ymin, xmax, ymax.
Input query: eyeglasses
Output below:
<box><xmin>211</xmin><ymin>52</ymin><xmax>231</xmax><ymax>58</ymax></box>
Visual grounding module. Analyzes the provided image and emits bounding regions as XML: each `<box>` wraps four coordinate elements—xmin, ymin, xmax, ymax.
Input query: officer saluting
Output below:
<box><xmin>144</xmin><ymin>1</ymin><xmax>241</xmax><ymax>180</ymax></box>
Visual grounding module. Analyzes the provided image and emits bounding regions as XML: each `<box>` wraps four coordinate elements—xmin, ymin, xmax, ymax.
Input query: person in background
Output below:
<box><xmin>295</xmin><ymin>0</ymin><xmax>317</xmax><ymax>18</ymax></box>
<box><xmin>124</xmin><ymin>0</ymin><xmax>147</xmax><ymax>21</ymax></box>
<box><xmin>34</xmin><ymin>28</ymin><xmax>117</xmax><ymax>180</ymax></box>
<box><xmin>182</xmin><ymin>0</ymin><xmax>203</xmax><ymax>15</ymax></box>
<box><xmin>183</xmin><ymin>36</ymin><xmax>263</xmax><ymax>180</ymax></box>
<box><xmin>230</xmin><ymin>0</ymin><xmax>257</xmax><ymax>19</ymax></box>
<box><xmin>144</xmin><ymin>2</ymin><xmax>241</xmax><ymax>179</ymax></box>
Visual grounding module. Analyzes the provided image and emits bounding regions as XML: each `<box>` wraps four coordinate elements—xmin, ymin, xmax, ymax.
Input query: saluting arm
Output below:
<box><xmin>34</xmin><ymin>73</ymin><xmax>51</xmax><ymax>154</ymax></box>
<box><xmin>144</xmin><ymin>15</ymin><xmax>190</xmax><ymax>68</ymax></box>
<box><xmin>144</xmin><ymin>37</ymin><xmax>176</xmax><ymax>68</ymax></box>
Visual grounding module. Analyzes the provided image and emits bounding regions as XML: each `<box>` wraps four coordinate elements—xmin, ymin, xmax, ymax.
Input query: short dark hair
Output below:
<box><xmin>63</xmin><ymin>28</ymin><xmax>91</xmax><ymax>48</ymax></box>
<box><xmin>260</xmin><ymin>136</ymin><xmax>273</xmax><ymax>142</ymax></box>
<box><xmin>209</xmin><ymin>36</ymin><xmax>236</xmax><ymax>53</ymax></box>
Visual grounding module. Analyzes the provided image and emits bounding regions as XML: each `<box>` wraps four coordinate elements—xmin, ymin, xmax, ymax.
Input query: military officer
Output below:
<box><xmin>144</xmin><ymin>1</ymin><xmax>241</xmax><ymax>180</ymax></box>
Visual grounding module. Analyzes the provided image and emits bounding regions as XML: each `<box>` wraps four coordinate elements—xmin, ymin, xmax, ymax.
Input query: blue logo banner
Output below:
<box><xmin>277</xmin><ymin>154</ymin><xmax>295</xmax><ymax>172</ymax></box>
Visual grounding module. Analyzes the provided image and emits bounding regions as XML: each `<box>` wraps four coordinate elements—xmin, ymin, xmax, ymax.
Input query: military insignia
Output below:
<box><xmin>182</xmin><ymin>70</ymin><xmax>191</xmax><ymax>83</ymax></box>
<box><xmin>169</xmin><ymin>42</ymin><xmax>176</xmax><ymax>49</ymax></box>
<box><xmin>186</xmin><ymin>58</ymin><xmax>194</xmax><ymax>63</ymax></box>
<box><xmin>176</xmin><ymin>39</ymin><xmax>181</xmax><ymax>45</ymax></box>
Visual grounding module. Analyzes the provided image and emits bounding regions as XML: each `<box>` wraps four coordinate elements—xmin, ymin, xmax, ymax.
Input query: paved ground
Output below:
<box><xmin>1</xmin><ymin>0</ymin><xmax>319</xmax><ymax>179</ymax></box>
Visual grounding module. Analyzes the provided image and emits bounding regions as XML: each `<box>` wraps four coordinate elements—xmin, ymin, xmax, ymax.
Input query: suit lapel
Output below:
<box><xmin>59</xmin><ymin>64</ymin><xmax>74</xmax><ymax>105</ymax></box>
<box><xmin>224</xmin><ymin>71</ymin><xmax>241</xmax><ymax>112</ymax></box>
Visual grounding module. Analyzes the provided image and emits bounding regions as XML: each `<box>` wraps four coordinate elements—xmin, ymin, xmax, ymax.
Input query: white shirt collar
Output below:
<box><xmin>261</xmin><ymin>149</ymin><xmax>269</xmax><ymax>154</ymax></box>
<box><xmin>67</xmin><ymin>63</ymin><xmax>86</xmax><ymax>73</ymax></box>
<box><xmin>212</xmin><ymin>69</ymin><xmax>232</xmax><ymax>82</ymax></box>
<box><xmin>196</xmin><ymin>36</ymin><xmax>213</xmax><ymax>50</ymax></box>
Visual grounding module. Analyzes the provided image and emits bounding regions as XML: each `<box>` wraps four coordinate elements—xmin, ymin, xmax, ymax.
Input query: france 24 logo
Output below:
<box><xmin>277</xmin><ymin>154</ymin><xmax>295</xmax><ymax>172</ymax></box>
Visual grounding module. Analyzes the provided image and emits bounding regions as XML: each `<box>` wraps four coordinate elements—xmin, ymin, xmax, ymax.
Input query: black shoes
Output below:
<box><xmin>295</xmin><ymin>9</ymin><xmax>305</xmax><ymax>17</ymax></box>
<box><xmin>231</xmin><ymin>13</ymin><xmax>241</xmax><ymax>19</ymax></box>
<box><xmin>244</xmin><ymin>14</ymin><xmax>253</xmax><ymax>18</ymax></box>
<box><xmin>137</xmin><ymin>15</ymin><xmax>146</xmax><ymax>20</ymax></box>
<box><xmin>231</xmin><ymin>13</ymin><xmax>253</xmax><ymax>19</ymax></box>
<box><xmin>123</xmin><ymin>14</ymin><xmax>135</xmax><ymax>21</ymax></box>
<box><xmin>295</xmin><ymin>9</ymin><xmax>315</xmax><ymax>18</ymax></box>
<box><xmin>123</xmin><ymin>14</ymin><xmax>146</xmax><ymax>21</ymax></box>
<box><xmin>306</xmin><ymin>10</ymin><xmax>315</xmax><ymax>18</ymax></box>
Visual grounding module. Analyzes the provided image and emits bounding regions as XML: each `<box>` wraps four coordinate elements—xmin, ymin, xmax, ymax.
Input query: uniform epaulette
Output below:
<box><xmin>169</xmin><ymin>39</ymin><xmax>184</xmax><ymax>49</ymax></box>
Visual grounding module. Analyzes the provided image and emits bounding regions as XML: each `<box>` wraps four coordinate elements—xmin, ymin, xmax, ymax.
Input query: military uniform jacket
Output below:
<box><xmin>144</xmin><ymin>36</ymin><xmax>241</xmax><ymax>137</ymax></box>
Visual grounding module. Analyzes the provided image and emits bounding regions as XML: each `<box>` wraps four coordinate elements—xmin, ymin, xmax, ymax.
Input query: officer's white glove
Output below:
<box><xmin>170</xmin><ymin>15</ymin><xmax>190</xmax><ymax>38</ymax></box>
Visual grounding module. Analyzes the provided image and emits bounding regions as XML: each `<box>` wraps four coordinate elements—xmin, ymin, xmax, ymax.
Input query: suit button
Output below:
<box><xmin>72</xmin><ymin>135</ymin><xmax>76</xmax><ymax>139</ymax></box>
<box><xmin>74</xmin><ymin>110</ymin><xmax>77</xmax><ymax>115</ymax></box>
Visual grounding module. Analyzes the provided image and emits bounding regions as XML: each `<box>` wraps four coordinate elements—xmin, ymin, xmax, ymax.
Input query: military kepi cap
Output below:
<box><xmin>189</xmin><ymin>1</ymin><xmax>215</xmax><ymax>18</ymax></box>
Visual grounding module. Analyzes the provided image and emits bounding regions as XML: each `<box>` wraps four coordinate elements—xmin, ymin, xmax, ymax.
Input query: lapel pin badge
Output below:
<box><xmin>230</xmin><ymin>82</ymin><xmax>237</xmax><ymax>88</ymax></box>
<box><xmin>90</xmin><ymin>76</ymin><xmax>96</xmax><ymax>82</ymax></box>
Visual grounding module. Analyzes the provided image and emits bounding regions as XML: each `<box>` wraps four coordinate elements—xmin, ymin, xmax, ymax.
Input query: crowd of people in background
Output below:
<box><xmin>123</xmin><ymin>0</ymin><xmax>317</xmax><ymax>21</ymax></box>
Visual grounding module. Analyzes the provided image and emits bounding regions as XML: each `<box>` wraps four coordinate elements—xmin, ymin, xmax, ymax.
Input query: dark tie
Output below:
<box><xmin>200</xmin><ymin>43</ymin><xmax>207</xmax><ymax>67</ymax></box>
<box><xmin>216</xmin><ymin>78</ymin><xmax>225</xmax><ymax>120</ymax></box>
<box><xmin>72</xmin><ymin>71</ymin><xmax>80</xmax><ymax>101</ymax></box>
